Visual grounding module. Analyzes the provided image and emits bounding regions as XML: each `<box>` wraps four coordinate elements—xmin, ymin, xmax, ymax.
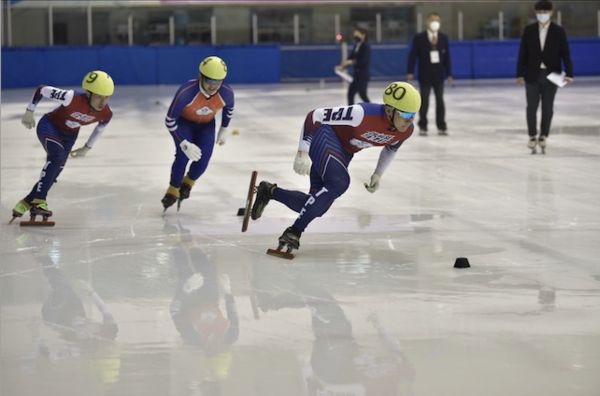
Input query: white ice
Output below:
<box><xmin>1</xmin><ymin>79</ymin><xmax>600</xmax><ymax>396</ymax></box>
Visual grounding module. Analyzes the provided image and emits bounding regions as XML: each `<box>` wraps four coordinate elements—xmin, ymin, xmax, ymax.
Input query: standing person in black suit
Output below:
<box><xmin>517</xmin><ymin>0</ymin><xmax>573</xmax><ymax>154</ymax></box>
<box><xmin>407</xmin><ymin>12</ymin><xmax>453</xmax><ymax>136</ymax></box>
<box><xmin>338</xmin><ymin>26</ymin><xmax>371</xmax><ymax>105</ymax></box>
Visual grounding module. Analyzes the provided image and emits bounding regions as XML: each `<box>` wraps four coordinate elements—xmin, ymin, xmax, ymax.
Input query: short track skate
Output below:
<box><xmin>19</xmin><ymin>209</ymin><xmax>54</xmax><ymax>227</ymax></box>
<box><xmin>266</xmin><ymin>227</ymin><xmax>300</xmax><ymax>260</ymax></box>
<box><xmin>266</xmin><ymin>243</ymin><xmax>295</xmax><ymax>260</ymax></box>
<box><xmin>241</xmin><ymin>170</ymin><xmax>258</xmax><ymax>232</ymax></box>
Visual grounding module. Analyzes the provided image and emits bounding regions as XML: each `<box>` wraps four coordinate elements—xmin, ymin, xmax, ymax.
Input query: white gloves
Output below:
<box><xmin>216</xmin><ymin>127</ymin><xmax>230</xmax><ymax>146</ymax></box>
<box><xmin>364</xmin><ymin>173</ymin><xmax>381</xmax><ymax>193</ymax></box>
<box><xmin>293</xmin><ymin>150</ymin><xmax>311</xmax><ymax>175</ymax></box>
<box><xmin>219</xmin><ymin>274</ymin><xmax>232</xmax><ymax>295</ymax></box>
<box><xmin>22</xmin><ymin>109</ymin><xmax>36</xmax><ymax>129</ymax></box>
<box><xmin>70</xmin><ymin>144</ymin><xmax>91</xmax><ymax>158</ymax></box>
<box><xmin>179</xmin><ymin>139</ymin><xmax>202</xmax><ymax>161</ymax></box>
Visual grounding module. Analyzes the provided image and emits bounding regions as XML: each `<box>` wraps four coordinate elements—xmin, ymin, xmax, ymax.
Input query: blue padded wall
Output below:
<box><xmin>1</xmin><ymin>39</ymin><xmax>598</xmax><ymax>89</ymax></box>
<box><xmin>1</xmin><ymin>45</ymin><xmax>280</xmax><ymax>88</ymax></box>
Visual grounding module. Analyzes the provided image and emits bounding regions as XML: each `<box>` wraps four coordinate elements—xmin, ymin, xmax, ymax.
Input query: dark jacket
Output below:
<box><xmin>516</xmin><ymin>22</ymin><xmax>573</xmax><ymax>82</ymax></box>
<box><xmin>407</xmin><ymin>31</ymin><xmax>452</xmax><ymax>83</ymax></box>
<box><xmin>348</xmin><ymin>40</ymin><xmax>371</xmax><ymax>80</ymax></box>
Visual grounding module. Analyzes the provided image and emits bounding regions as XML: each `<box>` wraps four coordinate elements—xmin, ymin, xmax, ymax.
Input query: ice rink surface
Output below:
<box><xmin>1</xmin><ymin>79</ymin><xmax>600</xmax><ymax>396</ymax></box>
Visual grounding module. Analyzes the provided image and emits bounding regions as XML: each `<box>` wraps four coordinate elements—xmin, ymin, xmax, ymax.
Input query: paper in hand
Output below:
<box><xmin>546</xmin><ymin>71</ymin><xmax>567</xmax><ymax>88</ymax></box>
<box><xmin>334</xmin><ymin>67</ymin><xmax>353</xmax><ymax>83</ymax></box>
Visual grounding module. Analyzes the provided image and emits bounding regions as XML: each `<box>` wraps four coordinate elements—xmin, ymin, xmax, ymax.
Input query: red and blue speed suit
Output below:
<box><xmin>272</xmin><ymin>103</ymin><xmax>414</xmax><ymax>232</ymax></box>
<box><xmin>24</xmin><ymin>85</ymin><xmax>112</xmax><ymax>203</ymax></box>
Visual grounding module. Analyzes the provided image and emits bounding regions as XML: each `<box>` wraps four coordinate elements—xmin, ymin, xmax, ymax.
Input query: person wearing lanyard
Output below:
<box><xmin>407</xmin><ymin>12</ymin><xmax>453</xmax><ymax>136</ymax></box>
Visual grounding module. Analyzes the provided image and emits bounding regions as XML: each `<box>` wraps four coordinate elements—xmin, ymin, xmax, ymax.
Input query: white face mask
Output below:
<box><xmin>429</xmin><ymin>21</ymin><xmax>441</xmax><ymax>32</ymax></box>
<box><xmin>536</xmin><ymin>13</ymin><xmax>551</xmax><ymax>24</ymax></box>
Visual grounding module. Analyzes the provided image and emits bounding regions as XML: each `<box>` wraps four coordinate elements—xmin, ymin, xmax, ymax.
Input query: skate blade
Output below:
<box><xmin>266</xmin><ymin>248</ymin><xmax>294</xmax><ymax>260</ymax></box>
<box><xmin>20</xmin><ymin>220</ymin><xmax>55</xmax><ymax>227</ymax></box>
<box><xmin>241</xmin><ymin>170</ymin><xmax>258</xmax><ymax>232</ymax></box>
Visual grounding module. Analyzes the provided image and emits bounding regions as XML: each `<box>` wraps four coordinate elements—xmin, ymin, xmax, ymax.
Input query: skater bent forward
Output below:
<box><xmin>10</xmin><ymin>70</ymin><xmax>114</xmax><ymax>224</ymax></box>
<box><xmin>251</xmin><ymin>81</ymin><xmax>421</xmax><ymax>256</ymax></box>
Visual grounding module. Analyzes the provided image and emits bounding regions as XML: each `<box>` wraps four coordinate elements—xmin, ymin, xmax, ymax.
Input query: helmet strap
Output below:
<box><xmin>385</xmin><ymin>105</ymin><xmax>397</xmax><ymax>127</ymax></box>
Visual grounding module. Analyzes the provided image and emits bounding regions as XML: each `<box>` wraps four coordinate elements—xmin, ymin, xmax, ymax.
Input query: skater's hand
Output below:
<box><xmin>70</xmin><ymin>144</ymin><xmax>91</xmax><ymax>158</ymax></box>
<box><xmin>293</xmin><ymin>150</ymin><xmax>311</xmax><ymax>175</ymax></box>
<box><xmin>216</xmin><ymin>126</ymin><xmax>230</xmax><ymax>146</ymax></box>
<box><xmin>219</xmin><ymin>274</ymin><xmax>232</xmax><ymax>295</ymax></box>
<box><xmin>364</xmin><ymin>173</ymin><xmax>381</xmax><ymax>193</ymax></box>
<box><xmin>180</xmin><ymin>139</ymin><xmax>202</xmax><ymax>161</ymax></box>
<box><xmin>21</xmin><ymin>110</ymin><xmax>36</xmax><ymax>129</ymax></box>
<box><xmin>516</xmin><ymin>77</ymin><xmax>525</xmax><ymax>86</ymax></box>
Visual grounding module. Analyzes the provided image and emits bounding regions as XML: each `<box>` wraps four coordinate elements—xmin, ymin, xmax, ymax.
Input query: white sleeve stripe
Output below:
<box><xmin>168</xmin><ymin>126</ymin><xmax>178</xmax><ymax>132</ymax></box>
<box><xmin>40</xmin><ymin>86</ymin><xmax>74</xmax><ymax>107</ymax></box>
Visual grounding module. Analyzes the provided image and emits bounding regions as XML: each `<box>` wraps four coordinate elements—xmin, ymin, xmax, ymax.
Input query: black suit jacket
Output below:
<box><xmin>348</xmin><ymin>40</ymin><xmax>371</xmax><ymax>81</ymax></box>
<box><xmin>407</xmin><ymin>31</ymin><xmax>452</xmax><ymax>83</ymax></box>
<box><xmin>516</xmin><ymin>22</ymin><xmax>573</xmax><ymax>82</ymax></box>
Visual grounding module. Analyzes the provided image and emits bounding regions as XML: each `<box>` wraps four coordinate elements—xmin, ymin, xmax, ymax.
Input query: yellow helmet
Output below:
<box><xmin>199</xmin><ymin>56</ymin><xmax>227</xmax><ymax>80</ymax></box>
<box><xmin>382</xmin><ymin>81</ymin><xmax>421</xmax><ymax>113</ymax></box>
<box><xmin>82</xmin><ymin>70</ymin><xmax>114</xmax><ymax>96</ymax></box>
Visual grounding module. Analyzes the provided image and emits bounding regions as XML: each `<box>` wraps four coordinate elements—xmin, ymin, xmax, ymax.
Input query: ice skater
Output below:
<box><xmin>250</xmin><ymin>81</ymin><xmax>421</xmax><ymax>258</ymax></box>
<box><xmin>10</xmin><ymin>70</ymin><xmax>114</xmax><ymax>225</ymax></box>
<box><xmin>162</xmin><ymin>56</ymin><xmax>235</xmax><ymax>211</ymax></box>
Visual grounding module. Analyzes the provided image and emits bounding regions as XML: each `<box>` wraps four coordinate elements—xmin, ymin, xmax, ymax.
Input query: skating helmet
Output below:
<box><xmin>82</xmin><ymin>70</ymin><xmax>114</xmax><ymax>96</ymax></box>
<box><xmin>199</xmin><ymin>56</ymin><xmax>227</xmax><ymax>80</ymax></box>
<box><xmin>382</xmin><ymin>81</ymin><xmax>421</xmax><ymax>113</ymax></box>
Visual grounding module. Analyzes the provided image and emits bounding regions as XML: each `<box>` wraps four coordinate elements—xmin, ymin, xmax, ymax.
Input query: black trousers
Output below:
<box><xmin>525</xmin><ymin>70</ymin><xmax>558</xmax><ymax>138</ymax></box>
<box><xmin>347</xmin><ymin>76</ymin><xmax>370</xmax><ymax>105</ymax></box>
<box><xmin>418</xmin><ymin>81</ymin><xmax>446</xmax><ymax>131</ymax></box>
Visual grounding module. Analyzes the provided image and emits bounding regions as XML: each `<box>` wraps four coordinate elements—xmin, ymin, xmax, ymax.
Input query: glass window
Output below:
<box><xmin>182</xmin><ymin>9</ymin><xmax>212</xmax><ymax>45</ymax></box>
<box><xmin>558</xmin><ymin>2</ymin><xmax>600</xmax><ymax>37</ymax></box>
<box><xmin>458</xmin><ymin>4</ymin><xmax>505</xmax><ymax>40</ymax></box>
<box><xmin>255</xmin><ymin>8</ymin><xmax>296</xmax><ymax>44</ymax></box>
<box><xmin>53</xmin><ymin>7</ymin><xmax>88</xmax><ymax>45</ymax></box>
<box><xmin>380</xmin><ymin>6</ymin><xmax>415</xmax><ymax>42</ymax></box>
<box><xmin>9</xmin><ymin>7</ymin><xmax>49</xmax><ymax>46</ymax></box>
<box><xmin>214</xmin><ymin>6</ymin><xmax>251</xmax><ymax>45</ymax></box>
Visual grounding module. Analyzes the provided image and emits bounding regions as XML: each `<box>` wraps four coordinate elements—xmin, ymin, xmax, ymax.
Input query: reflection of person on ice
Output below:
<box><xmin>161</xmin><ymin>56</ymin><xmax>235</xmax><ymax>212</ymax></box>
<box><xmin>10</xmin><ymin>70</ymin><xmax>114</xmax><ymax>223</ymax></box>
<box><xmin>251</xmin><ymin>82</ymin><xmax>421</xmax><ymax>256</ymax></box>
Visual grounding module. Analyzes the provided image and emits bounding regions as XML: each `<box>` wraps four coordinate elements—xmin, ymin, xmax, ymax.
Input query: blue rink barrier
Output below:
<box><xmin>1</xmin><ymin>45</ymin><xmax>281</xmax><ymax>88</ymax></box>
<box><xmin>2</xmin><ymin>39</ymin><xmax>599</xmax><ymax>89</ymax></box>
